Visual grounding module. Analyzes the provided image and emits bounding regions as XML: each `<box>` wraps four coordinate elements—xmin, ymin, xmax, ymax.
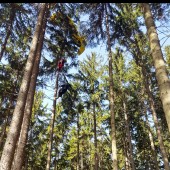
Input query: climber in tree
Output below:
<box><xmin>57</xmin><ymin>58</ymin><xmax>66</xmax><ymax>71</ymax></box>
<box><xmin>57</xmin><ymin>83</ymin><xmax>71</xmax><ymax>98</ymax></box>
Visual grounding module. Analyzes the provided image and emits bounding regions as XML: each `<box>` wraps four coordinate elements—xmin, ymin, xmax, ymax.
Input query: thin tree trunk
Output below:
<box><xmin>46</xmin><ymin>71</ymin><xmax>59</xmax><ymax>170</ymax></box>
<box><xmin>30</xmin><ymin>128</ymin><xmax>34</xmax><ymax>170</ymax></box>
<box><xmin>80</xmin><ymin>151</ymin><xmax>84</xmax><ymax>170</ymax></box>
<box><xmin>145</xmin><ymin>113</ymin><xmax>159</xmax><ymax>170</ymax></box>
<box><xmin>87</xmin><ymin>111</ymin><xmax>92</xmax><ymax>169</ymax></box>
<box><xmin>123</xmin><ymin>137</ymin><xmax>130</xmax><ymax>170</ymax></box>
<box><xmin>12</xmin><ymin>7</ymin><xmax>48</xmax><ymax>170</ymax></box>
<box><xmin>105</xmin><ymin>4</ymin><xmax>118</xmax><ymax>170</ymax></box>
<box><xmin>0</xmin><ymin>4</ymin><xmax>47</xmax><ymax>170</ymax></box>
<box><xmin>77</xmin><ymin>112</ymin><xmax>80</xmax><ymax>170</ymax></box>
<box><xmin>141</xmin><ymin>3</ymin><xmax>170</xmax><ymax>133</ymax></box>
<box><xmin>88</xmin><ymin>129</ymin><xmax>92</xmax><ymax>169</ymax></box>
<box><xmin>123</xmin><ymin>99</ymin><xmax>135</xmax><ymax>170</ymax></box>
<box><xmin>0</xmin><ymin>6</ymin><xmax>15</xmax><ymax>61</ymax></box>
<box><xmin>99</xmin><ymin>148</ymin><xmax>103</xmax><ymax>170</ymax></box>
<box><xmin>0</xmin><ymin>96</ymin><xmax>4</xmax><ymax>109</ymax></box>
<box><xmin>93</xmin><ymin>103</ymin><xmax>98</xmax><ymax>170</ymax></box>
<box><xmin>54</xmin><ymin>146</ymin><xmax>58</xmax><ymax>170</ymax></box>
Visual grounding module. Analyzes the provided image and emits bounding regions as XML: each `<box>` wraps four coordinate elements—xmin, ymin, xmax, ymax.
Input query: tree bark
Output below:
<box><xmin>54</xmin><ymin>146</ymin><xmax>58</xmax><ymax>170</ymax></box>
<box><xmin>46</xmin><ymin>71</ymin><xmax>59</xmax><ymax>170</ymax></box>
<box><xmin>93</xmin><ymin>103</ymin><xmax>98</xmax><ymax>170</ymax></box>
<box><xmin>145</xmin><ymin>113</ymin><xmax>159</xmax><ymax>170</ymax></box>
<box><xmin>105</xmin><ymin>4</ymin><xmax>118</xmax><ymax>170</ymax></box>
<box><xmin>123</xmin><ymin>99</ymin><xmax>135</xmax><ymax>170</ymax></box>
<box><xmin>80</xmin><ymin>151</ymin><xmax>84</xmax><ymax>170</ymax></box>
<box><xmin>0</xmin><ymin>4</ymin><xmax>47</xmax><ymax>170</ymax></box>
<box><xmin>123</xmin><ymin>137</ymin><xmax>131</xmax><ymax>170</ymax></box>
<box><xmin>141</xmin><ymin>3</ymin><xmax>170</xmax><ymax>133</ymax></box>
<box><xmin>77</xmin><ymin>112</ymin><xmax>80</xmax><ymax>170</ymax></box>
<box><xmin>12</xmin><ymin>6</ymin><xmax>48</xmax><ymax>170</ymax></box>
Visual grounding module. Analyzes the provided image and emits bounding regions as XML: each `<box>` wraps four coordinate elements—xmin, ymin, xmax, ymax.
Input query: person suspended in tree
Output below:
<box><xmin>57</xmin><ymin>83</ymin><xmax>71</xmax><ymax>98</ymax></box>
<box><xmin>57</xmin><ymin>58</ymin><xmax>66</xmax><ymax>71</ymax></box>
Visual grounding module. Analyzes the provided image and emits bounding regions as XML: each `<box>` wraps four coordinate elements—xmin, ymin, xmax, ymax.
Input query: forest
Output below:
<box><xmin>0</xmin><ymin>3</ymin><xmax>170</xmax><ymax>170</ymax></box>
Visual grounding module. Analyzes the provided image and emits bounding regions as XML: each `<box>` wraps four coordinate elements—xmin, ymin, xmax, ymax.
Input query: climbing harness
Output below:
<box><xmin>57</xmin><ymin>83</ymin><xmax>71</xmax><ymax>98</ymax></box>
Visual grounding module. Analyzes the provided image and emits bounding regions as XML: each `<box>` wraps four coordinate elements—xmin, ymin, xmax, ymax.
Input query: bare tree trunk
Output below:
<box><xmin>141</xmin><ymin>3</ymin><xmax>170</xmax><ymax>133</ymax></box>
<box><xmin>12</xmin><ymin>7</ymin><xmax>48</xmax><ymax>170</ymax></box>
<box><xmin>80</xmin><ymin>152</ymin><xmax>84</xmax><ymax>170</ymax></box>
<box><xmin>105</xmin><ymin>4</ymin><xmax>118</xmax><ymax>170</ymax></box>
<box><xmin>29</xmin><ymin>128</ymin><xmax>34</xmax><ymax>170</ymax></box>
<box><xmin>88</xmin><ymin>131</ymin><xmax>92</xmax><ymax>169</ymax></box>
<box><xmin>123</xmin><ymin>139</ymin><xmax>130</xmax><ymax>170</ymax></box>
<box><xmin>0</xmin><ymin>96</ymin><xmax>4</xmax><ymax>109</ymax></box>
<box><xmin>54</xmin><ymin>146</ymin><xmax>58</xmax><ymax>170</ymax></box>
<box><xmin>145</xmin><ymin>113</ymin><xmax>159</xmax><ymax>170</ymax></box>
<box><xmin>77</xmin><ymin>112</ymin><xmax>80</xmax><ymax>170</ymax></box>
<box><xmin>0</xmin><ymin>6</ymin><xmax>15</xmax><ymax>61</ymax></box>
<box><xmin>93</xmin><ymin>103</ymin><xmax>98</xmax><ymax>170</ymax></box>
<box><xmin>123</xmin><ymin>99</ymin><xmax>135</xmax><ymax>170</ymax></box>
<box><xmin>0</xmin><ymin>4</ymin><xmax>47</xmax><ymax>170</ymax></box>
<box><xmin>46</xmin><ymin>71</ymin><xmax>59</xmax><ymax>170</ymax></box>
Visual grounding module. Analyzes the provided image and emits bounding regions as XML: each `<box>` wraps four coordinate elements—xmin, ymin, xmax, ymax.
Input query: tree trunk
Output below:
<box><xmin>29</xmin><ymin>128</ymin><xmax>34</xmax><ymax>170</ymax></box>
<box><xmin>141</xmin><ymin>3</ymin><xmax>170</xmax><ymax>133</ymax></box>
<box><xmin>105</xmin><ymin>4</ymin><xmax>118</xmax><ymax>170</ymax></box>
<box><xmin>12</xmin><ymin>6</ymin><xmax>48</xmax><ymax>170</ymax></box>
<box><xmin>123</xmin><ymin>138</ymin><xmax>128</xmax><ymax>169</ymax></box>
<box><xmin>93</xmin><ymin>103</ymin><xmax>98</xmax><ymax>170</ymax></box>
<box><xmin>46</xmin><ymin>71</ymin><xmax>59</xmax><ymax>170</ymax></box>
<box><xmin>54</xmin><ymin>145</ymin><xmax>58</xmax><ymax>170</ymax></box>
<box><xmin>123</xmin><ymin>99</ymin><xmax>135</xmax><ymax>170</ymax></box>
<box><xmin>80</xmin><ymin>151</ymin><xmax>84</xmax><ymax>170</ymax></box>
<box><xmin>77</xmin><ymin>112</ymin><xmax>80</xmax><ymax>170</ymax></box>
<box><xmin>145</xmin><ymin>113</ymin><xmax>159</xmax><ymax>170</ymax></box>
<box><xmin>0</xmin><ymin>4</ymin><xmax>47</xmax><ymax>170</ymax></box>
<box><xmin>0</xmin><ymin>6</ymin><xmax>15</xmax><ymax>61</ymax></box>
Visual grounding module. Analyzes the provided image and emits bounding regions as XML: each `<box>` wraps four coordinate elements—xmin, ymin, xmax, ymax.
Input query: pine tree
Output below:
<box><xmin>46</xmin><ymin>70</ymin><xmax>59</xmax><ymax>170</ymax></box>
<box><xmin>0</xmin><ymin>3</ymin><xmax>47</xmax><ymax>170</ymax></box>
<box><xmin>78</xmin><ymin>3</ymin><xmax>119</xmax><ymax>168</ymax></box>
<box><xmin>12</xmin><ymin>5</ymin><xmax>48</xmax><ymax>170</ymax></box>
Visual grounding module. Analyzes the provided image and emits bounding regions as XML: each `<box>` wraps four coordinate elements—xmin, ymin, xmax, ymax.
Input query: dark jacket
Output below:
<box><xmin>58</xmin><ymin>84</ymin><xmax>71</xmax><ymax>97</ymax></box>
